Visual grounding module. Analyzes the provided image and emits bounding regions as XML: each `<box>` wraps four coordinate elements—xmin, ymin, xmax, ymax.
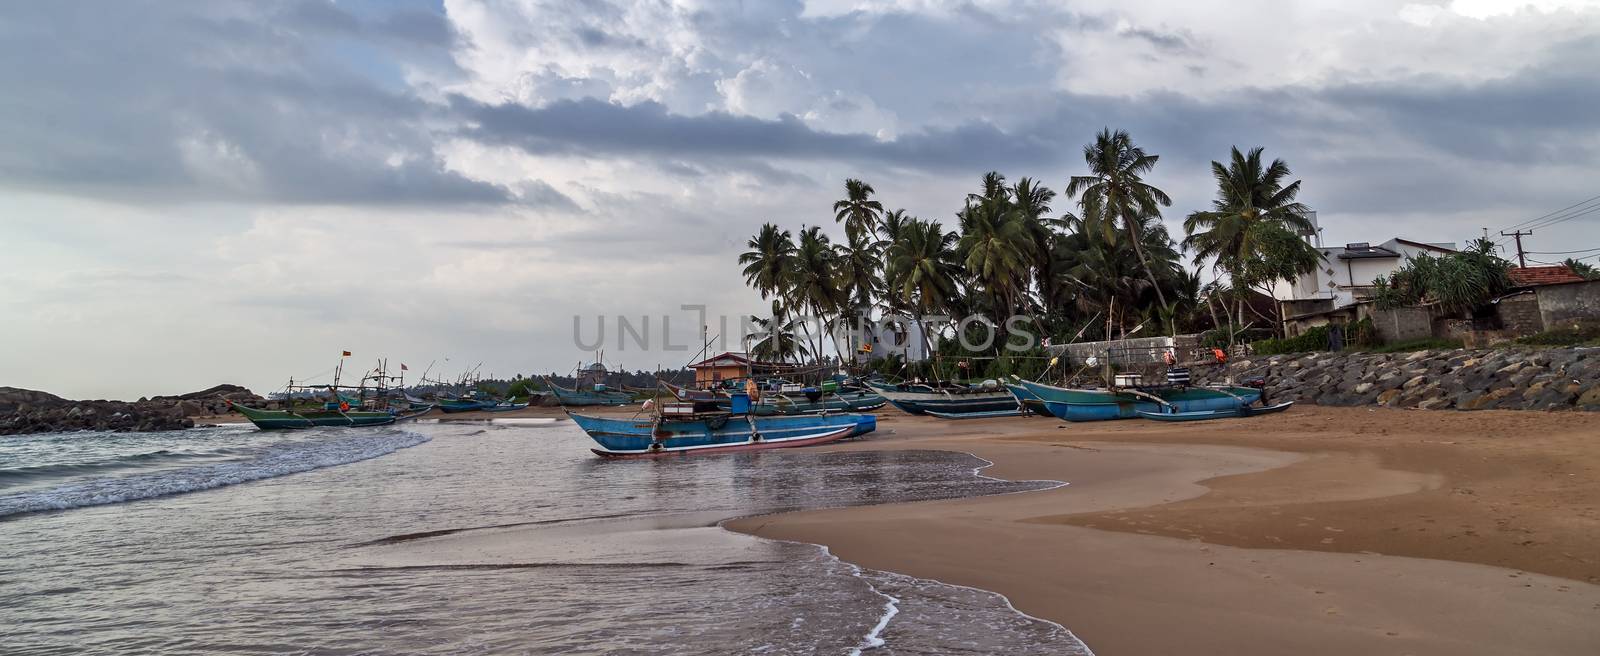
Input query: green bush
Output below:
<box><xmin>1250</xmin><ymin>325</ymin><xmax>1330</xmax><ymax>355</ymax></box>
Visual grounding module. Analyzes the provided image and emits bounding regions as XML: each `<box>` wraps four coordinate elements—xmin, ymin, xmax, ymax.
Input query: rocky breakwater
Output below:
<box><xmin>1193</xmin><ymin>347</ymin><xmax>1600</xmax><ymax>412</ymax></box>
<box><xmin>0</xmin><ymin>384</ymin><xmax>265</xmax><ymax>435</ymax></box>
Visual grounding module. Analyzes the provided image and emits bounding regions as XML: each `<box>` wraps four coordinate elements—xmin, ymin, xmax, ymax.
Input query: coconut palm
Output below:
<box><xmin>957</xmin><ymin>197</ymin><xmax>1032</xmax><ymax>343</ymax></box>
<box><xmin>738</xmin><ymin>223</ymin><xmax>796</xmax><ymax>301</ymax></box>
<box><xmin>1182</xmin><ymin>147</ymin><xmax>1319</xmax><ymax>284</ymax></box>
<box><xmin>833</xmin><ymin>178</ymin><xmax>883</xmax><ymax>243</ymax></box>
<box><xmin>1065</xmin><ymin>129</ymin><xmax>1174</xmax><ymax>329</ymax></box>
<box><xmin>885</xmin><ymin>219</ymin><xmax>962</xmax><ymax>357</ymax></box>
<box><xmin>1011</xmin><ymin>176</ymin><xmax>1059</xmax><ymax>313</ymax></box>
<box><xmin>790</xmin><ymin>226</ymin><xmax>848</xmax><ymax>363</ymax></box>
<box><xmin>748</xmin><ymin>300</ymin><xmax>808</xmax><ymax>363</ymax></box>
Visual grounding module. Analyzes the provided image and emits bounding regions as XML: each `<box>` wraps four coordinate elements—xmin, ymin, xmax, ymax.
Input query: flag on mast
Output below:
<box><xmin>341</xmin><ymin>351</ymin><xmax>351</xmax><ymax>357</ymax></box>
<box><xmin>400</xmin><ymin>363</ymin><xmax>409</xmax><ymax>371</ymax></box>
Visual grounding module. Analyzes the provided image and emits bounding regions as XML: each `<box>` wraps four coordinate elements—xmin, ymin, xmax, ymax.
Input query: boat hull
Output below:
<box><xmin>1021</xmin><ymin>380</ymin><xmax>1262</xmax><ymax>422</ymax></box>
<box><xmin>570</xmin><ymin>411</ymin><xmax>876</xmax><ymax>458</ymax></box>
<box><xmin>1004</xmin><ymin>383</ymin><xmax>1051</xmax><ymax>417</ymax></box>
<box><xmin>867</xmin><ymin>383</ymin><xmax>1018</xmax><ymax>416</ymax></box>
<box><xmin>551</xmin><ymin>387</ymin><xmax>634</xmax><ymax>406</ymax></box>
<box><xmin>232</xmin><ymin>404</ymin><xmax>403</xmax><ymax>429</ymax></box>
<box><xmin>438</xmin><ymin>400</ymin><xmax>489</xmax><ymax>413</ymax></box>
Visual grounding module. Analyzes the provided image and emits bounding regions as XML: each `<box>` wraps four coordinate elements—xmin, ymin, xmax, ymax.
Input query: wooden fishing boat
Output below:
<box><xmin>480</xmin><ymin>399</ymin><xmax>531</xmax><ymax>412</ymax></box>
<box><xmin>437</xmin><ymin>398</ymin><xmax>490</xmax><ymax>413</ymax></box>
<box><xmin>1020</xmin><ymin>379</ymin><xmax>1262</xmax><ymax>422</ymax></box>
<box><xmin>549</xmin><ymin>382</ymin><xmax>634</xmax><ymax>406</ymax></box>
<box><xmin>1004</xmin><ymin>382</ymin><xmax>1051</xmax><ymax>417</ymax></box>
<box><xmin>231</xmin><ymin>401</ymin><xmax>433</xmax><ymax>429</ymax></box>
<box><xmin>568</xmin><ymin>398</ymin><xmax>875</xmax><ymax>459</ymax></box>
<box><xmin>1137</xmin><ymin>401</ymin><xmax>1293</xmax><ymax>422</ymax></box>
<box><xmin>866</xmin><ymin>381</ymin><xmax>1019</xmax><ymax>417</ymax></box>
<box><xmin>240</xmin><ymin>356</ymin><xmax>431</xmax><ymax>429</ymax></box>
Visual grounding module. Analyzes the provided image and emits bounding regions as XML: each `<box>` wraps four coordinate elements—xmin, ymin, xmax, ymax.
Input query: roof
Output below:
<box><xmin>1336</xmin><ymin>245</ymin><xmax>1400</xmax><ymax>260</ymax></box>
<box><xmin>1389</xmin><ymin>238</ymin><xmax>1457</xmax><ymax>254</ymax></box>
<box><xmin>688</xmin><ymin>352</ymin><xmax>755</xmax><ymax>369</ymax></box>
<box><xmin>1508</xmin><ymin>266</ymin><xmax>1586</xmax><ymax>288</ymax></box>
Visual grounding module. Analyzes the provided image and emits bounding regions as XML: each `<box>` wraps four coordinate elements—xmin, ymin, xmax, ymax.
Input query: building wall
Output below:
<box><xmin>1372</xmin><ymin>307</ymin><xmax>1433</xmax><ymax>343</ymax></box>
<box><xmin>1495</xmin><ymin>294</ymin><xmax>1545</xmax><ymax>336</ymax></box>
<box><xmin>1536</xmin><ymin>280</ymin><xmax>1600</xmax><ymax>329</ymax></box>
<box><xmin>694</xmin><ymin>364</ymin><xmax>749</xmax><ymax>386</ymax></box>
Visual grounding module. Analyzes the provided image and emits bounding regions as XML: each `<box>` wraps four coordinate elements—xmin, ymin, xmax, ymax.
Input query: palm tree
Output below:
<box><xmin>957</xmin><ymin>197</ymin><xmax>1032</xmax><ymax>345</ymax></box>
<box><xmin>1182</xmin><ymin>147</ymin><xmax>1317</xmax><ymax>278</ymax></box>
<box><xmin>1066</xmin><ymin>129</ymin><xmax>1174</xmax><ymax>330</ymax></box>
<box><xmin>738</xmin><ymin>223</ymin><xmax>796</xmax><ymax>301</ymax></box>
<box><xmin>1011</xmin><ymin>176</ymin><xmax>1058</xmax><ymax>313</ymax></box>
<box><xmin>835</xmin><ymin>230</ymin><xmax>884</xmax><ymax>358</ymax></box>
<box><xmin>748</xmin><ymin>300</ymin><xmax>808</xmax><ymax>363</ymax></box>
<box><xmin>1182</xmin><ymin>146</ymin><xmax>1320</xmax><ymax>337</ymax></box>
<box><xmin>969</xmin><ymin>171</ymin><xmax>1011</xmax><ymax>204</ymax></box>
<box><xmin>885</xmin><ymin>219</ymin><xmax>961</xmax><ymax>358</ymax></box>
<box><xmin>791</xmin><ymin>226</ymin><xmax>847</xmax><ymax>363</ymax></box>
<box><xmin>833</xmin><ymin>178</ymin><xmax>883</xmax><ymax>243</ymax></box>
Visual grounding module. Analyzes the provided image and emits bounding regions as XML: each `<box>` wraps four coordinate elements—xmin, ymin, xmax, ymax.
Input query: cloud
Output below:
<box><xmin>0</xmin><ymin>1</ymin><xmax>518</xmax><ymax>206</ymax></box>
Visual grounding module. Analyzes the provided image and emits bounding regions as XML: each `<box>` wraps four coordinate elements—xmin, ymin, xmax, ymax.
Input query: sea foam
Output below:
<box><xmin>0</xmin><ymin>431</ymin><xmax>429</xmax><ymax>518</ymax></box>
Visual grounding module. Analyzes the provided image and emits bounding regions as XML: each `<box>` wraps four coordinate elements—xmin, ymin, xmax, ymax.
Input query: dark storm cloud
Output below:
<box><xmin>454</xmin><ymin>96</ymin><xmax>1062</xmax><ymax>171</ymax></box>
<box><xmin>0</xmin><ymin>1</ymin><xmax>522</xmax><ymax>207</ymax></box>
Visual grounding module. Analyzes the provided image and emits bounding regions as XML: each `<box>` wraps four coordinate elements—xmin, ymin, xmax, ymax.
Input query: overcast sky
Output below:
<box><xmin>4</xmin><ymin>0</ymin><xmax>1599</xmax><ymax>399</ymax></box>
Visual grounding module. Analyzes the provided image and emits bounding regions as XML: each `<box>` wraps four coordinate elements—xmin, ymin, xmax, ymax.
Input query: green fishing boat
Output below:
<box><xmin>236</xmin><ymin>355</ymin><xmax>433</xmax><ymax>430</ymax></box>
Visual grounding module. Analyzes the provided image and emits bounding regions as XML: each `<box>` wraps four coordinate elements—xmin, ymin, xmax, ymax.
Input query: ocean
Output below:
<box><xmin>0</xmin><ymin>418</ymin><xmax>1092</xmax><ymax>654</ymax></box>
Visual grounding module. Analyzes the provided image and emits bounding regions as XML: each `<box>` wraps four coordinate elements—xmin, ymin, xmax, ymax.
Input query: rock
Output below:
<box><xmin>1403</xmin><ymin>375</ymin><xmax>1427</xmax><ymax>390</ymax></box>
<box><xmin>1418</xmin><ymin>397</ymin><xmax>1454</xmax><ymax>410</ymax></box>
<box><xmin>1354</xmin><ymin>382</ymin><xmax>1375</xmax><ymax>395</ymax></box>
<box><xmin>1377</xmin><ymin>389</ymin><xmax>1402</xmax><ymax>406</ymax></box>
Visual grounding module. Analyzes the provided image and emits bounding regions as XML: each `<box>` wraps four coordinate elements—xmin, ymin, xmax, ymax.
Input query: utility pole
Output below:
<box><xmin>1500</xmin><ymin>230</ymin><xmax>1532</xmax><ymax>268</ymax></box>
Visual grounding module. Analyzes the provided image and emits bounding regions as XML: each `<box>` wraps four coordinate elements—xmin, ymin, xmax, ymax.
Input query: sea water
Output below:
<box><xmin>0</xmin><ymin>419</ymin><xmax>1091</xmax><ymax>654</ymax></box>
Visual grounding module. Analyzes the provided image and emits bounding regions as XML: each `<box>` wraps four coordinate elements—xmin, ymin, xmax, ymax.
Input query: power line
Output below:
<box><xmin>1498</xmin><ymin>201</ymin><xmax>1600</xmax><ymax>243</ymax></box>
<box><xmin>1497</xmin><ymin>192</ymin><xmax>1600</xmax><ymax>234</ymax></box>
<box><xmin>1526</xmin><ymin>246</ymin><xmax>1600</xmax><ymax>255</ymax></box>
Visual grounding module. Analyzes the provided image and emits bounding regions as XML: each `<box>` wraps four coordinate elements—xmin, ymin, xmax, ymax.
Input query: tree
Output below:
<box><xmin>833</xmin><ymin>178</ymin><xmax>883</xmax><ymax>243</ymax></box>
<box><xmin>1564</xmin><ymin>258</ymin><xmax>1600</xmax><ymax>280</ymax></box>
<box><xmin>1182</xmin><ymin>146</ymin><xmax>1322</xmax><ymax>338</ymax></box>
<box><xmin>1011</xmin><ymin>176</ymin><xmax>1059</xmax><ymax>314</ymax></box>
<box><xmin>1066</xmin><ymin>129</ymin><xmax>1175</xmax><ymax>331</ymax></box>
<box><xmin>957</xmin><ymin>196</ymin><xmax>1031</xmax><ymax>345</ymax></box>
<box><xmin>1372</xmin><ymin>238</ymin><xmax>1512</xmax><ymax>314</ymax></box>
<box><xmin>738</xmin><ymin>223</ymin><xmax>797</xmax><ymax>301</ymax></box>
<box><xmin>791</xmin><ymin>226</ymin><xmax>848</xmax><ymax>363</ymax></box>
<box><xmin>885</xmin><ymin>219</ymin><xmax>961</xmax><ymax>356</ymax></box>
<box><xmin>748</xmin><ymin>300</ymin><xmax>808</xmax><ymax>363</ymax></box>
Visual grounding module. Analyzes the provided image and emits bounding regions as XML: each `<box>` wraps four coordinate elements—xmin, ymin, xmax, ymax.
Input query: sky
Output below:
<box><xmin>3</xmin><ymin>0</ymin><xmax>1599</xmax><ymax>400</ymax></box>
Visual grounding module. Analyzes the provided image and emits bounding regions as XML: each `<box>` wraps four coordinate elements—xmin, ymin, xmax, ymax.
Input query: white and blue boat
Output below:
<box><xmin>1019</xmin><ymin>379</ymin><xmax>1263</xmax><ymax>422</ymax></box>
<box><xmin>569</xmin><ymin>393</ymin><xmax>875</xmax><ymax>459</ymax></box>
<box><xmin>866</xmin><ymin>381</ymin><xmax>1019</xmax><ymax>417</ymax></box>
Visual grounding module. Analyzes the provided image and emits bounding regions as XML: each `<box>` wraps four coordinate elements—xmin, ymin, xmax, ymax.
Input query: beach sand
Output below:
<box><xmin>727</xmin><ymin>406</ymin><xmax>1600</xmax><ymax>655</ymax></box>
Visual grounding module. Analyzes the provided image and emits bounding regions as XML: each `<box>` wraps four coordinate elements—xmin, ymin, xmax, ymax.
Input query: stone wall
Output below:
<box><xmin>1192</xmin><ymin>347</ymin><xmax>1600</xmax><ymax>412</ymax></box>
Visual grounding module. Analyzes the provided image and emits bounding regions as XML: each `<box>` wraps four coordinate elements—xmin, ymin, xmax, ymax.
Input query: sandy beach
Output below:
<box><xmin>727</xmin><ymin>406</ymin><xmax>1600</xmax><ymax>655</ymax></box>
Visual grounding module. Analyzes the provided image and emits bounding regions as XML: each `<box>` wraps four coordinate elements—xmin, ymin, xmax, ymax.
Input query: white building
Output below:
<box><xmin>1271</xmin><ymin>237</ymin><xmax>1456</xmax><ymax>335</ymax></box>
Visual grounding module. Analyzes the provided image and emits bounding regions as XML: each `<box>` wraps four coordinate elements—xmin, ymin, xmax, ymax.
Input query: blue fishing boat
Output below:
<box><xmin>1004</xmin><ymin>382</ymin><xmax>1051</xmax><ymax>417</ymax></box>
<box><xmin>438</xmin><ymin>398</ymin><xmax>490</xmax><ymax>413</ymax></box>
<box><xmin>568</xmin><ymin>393</ymin><xmax>875</xmax><ymax>458</ymax></box>
<box><xmin>866</xmin><ymin>381</ymin><xmax>1019</xmax><ymax>417</ymax></box>
<box><xmin>1020</xmin><ymin>379</ymin><xmax>1262</xmax><ymax>422</ymax></box>
<box><xmin>1138</xmin><ymin>401</ymin><xmax>1293</xmax><ymax>422</ymax></box>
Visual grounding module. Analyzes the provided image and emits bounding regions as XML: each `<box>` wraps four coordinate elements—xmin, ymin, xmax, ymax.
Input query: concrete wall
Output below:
<box><xmin>1372</xmin><ymin>307</ymin><xmax>1432</xmax><ymax>343</ymax></box>
<box><xmin>1536</xmin><ymin>280</ymin><xmax>1600</xmax><ymax>329</ymax></box>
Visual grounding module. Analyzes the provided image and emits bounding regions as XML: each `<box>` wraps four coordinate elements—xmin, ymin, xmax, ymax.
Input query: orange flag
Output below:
<box><xmin>341</xmin><ymin>351</ymin><xmax>352</xmax><ymax>357</ymax></box>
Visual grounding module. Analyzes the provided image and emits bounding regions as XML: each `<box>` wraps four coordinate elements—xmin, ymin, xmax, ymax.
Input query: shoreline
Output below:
<box><xmin>725</xmin><ymin>407</ymin><xmax>1600</xmax><ymax>655</ymax></box>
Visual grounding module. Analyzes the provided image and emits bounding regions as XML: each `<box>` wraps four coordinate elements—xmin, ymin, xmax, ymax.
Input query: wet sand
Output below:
<box><xmin>727</xmin><ymin>407</ymin><xmax>1600</xmax><ymax>655</ymax></box>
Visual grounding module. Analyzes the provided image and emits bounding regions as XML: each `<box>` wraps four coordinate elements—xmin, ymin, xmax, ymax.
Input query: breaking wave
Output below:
<box><xmin>0</xmin><ymin>431</ymin><xmax>428</xmax><ymax>519</ymax></box>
